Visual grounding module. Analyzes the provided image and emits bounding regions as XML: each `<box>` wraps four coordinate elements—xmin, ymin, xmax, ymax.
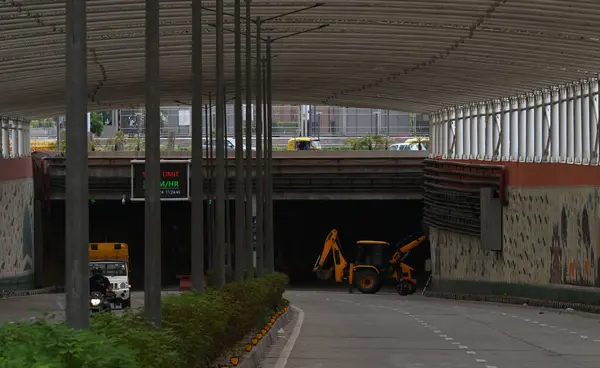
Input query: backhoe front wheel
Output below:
<box><xmin>354</xmin><ymin>269</ymin><xmax>381</xmax><ymax>294</ymax></box>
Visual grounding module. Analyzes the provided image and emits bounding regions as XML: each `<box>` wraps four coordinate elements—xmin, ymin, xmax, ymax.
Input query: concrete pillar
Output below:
<box><xmin>65</xmin><ymin>0</ymin><xmax>90</xmax><ymax>329</ymax></box>
<box><xmin>442</xmin><ymin>109</ymin><xmax>449</xmax><ymax>157</ymax></box>
<box><xmin>551</xmin><ymin>88</ymin><xmax>560</xmax><ymax>162</ymax></box>
<box><xmin>10</xmin><ymin>119</ymin><xmax>18</xmax><ymax>157</ymax></box>
<box><xmin>469</xmin><ymin>104</ymin><xmax>477</xmax><ymax>159</ymax></box>
<box><xmin>559</xmin><ymin>86</ymin><xmax>567</xmax><ymax>162</ymax></box>
<box><xmin>501</xmin><ymin>98</ymin><xmax>510</xmax><ymax>160</ymax></box>
<box><xmin>17</xmin><ymin>119</ymin><xmax>24</xmax><ymax>156</ymax></box>
<box><xmin>1</xmin><ymin>117</ymin><xmax>8</xmax><ymax>158</ymax></box>
<box><xmin>456</xmin><ymin>106</ymin><xmax>464</xmax><ymax>159</ymax></box>
<box><xmin>574</xmin><ymin>83</ymin><xmax>583</xmax><ymax>163</ymax></box>
<box><xmin>485</xmin><ymin>102</ymin><xmax>494</xmax><ymax>160</ymax></box>
<box><xmin>144</xmin><ymin>0</ymin><xmax>162</xmax><ymax>326</ymax></box>
<box><xmin>510</xmin><ymin>97</ymin><xmax>519</xmax><ymax>161</ymax></box>
<box><xmin>463</xmin><ymin>105</ymin><xmax>471</xmax><ymax>159</ymax></box>
<box><xmin>534</xmin><ymin>92</ymin><xmax>543</xmax><ymax>161</ymax></box>
<box><xmin>590</xmin><ymin>80</ymin><xmax>599</xmax><ymax>165</ymax></box>
<box><xmin>518</xmin><ymin>95</ymin><xmax>527</xmax><ymax>162</ymax></box>
<box><xmin>492</xmin><ymin>101</ymin><xmax>501</xmax><ymax>161</ymax></box>
<box><xmin>477</xmin><ymin>103</ymin><xmax>486</xmax><ymax>160</ymax></box>
<box><xmin>566</xmin><ymin>85</ymin><xmax>575</xmax><ymax>163</ymax></box>
<box><xmin>582</xmin><ymin>81</ymin><xmax>591</xmax><ymax>164</ymax></box>
<box><xmin>448</xmin><ymin>108</ymin><xmax>456</xmax><ymax>158</ymax></box>
<box><xmin>526</xmin><ymin>94</ymin><xmax>535</xmax><ymax>162</ymax></box>
<box><xmin>342</xmin><ymin>107</ymin><xmax>347</xmax><ymax>136</ymax></box>
<box><xmin>191</xmin><ymin>0</ymin><xmax>205</xmax><ymax>291</ymax></box>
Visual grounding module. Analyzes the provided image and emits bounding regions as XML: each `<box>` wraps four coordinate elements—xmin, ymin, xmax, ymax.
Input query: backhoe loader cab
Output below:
<box><xmin>313</xmin><ymin>229</ymin><xmax>426</xmax><ymax>295</ymax></box>
<box><xmin>355</xmin><ymin>241</ymin><xmax>390</xmax><ymax>270</ymax></box>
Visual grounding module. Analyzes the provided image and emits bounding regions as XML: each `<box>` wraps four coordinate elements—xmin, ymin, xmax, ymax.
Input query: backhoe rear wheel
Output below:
<box><xmin>354</xmin><ymin>269</ymin><xmax>381</xmax><ymax>294</ymax></box>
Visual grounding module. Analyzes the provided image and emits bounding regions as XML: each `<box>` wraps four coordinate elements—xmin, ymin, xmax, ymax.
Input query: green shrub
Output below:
<box><xmin>91</xmin><ymin>311</ymin><xmax>183</xmax><ymax>368</ymax></box>
<box><xmin>0</xmin><ymin>273</ymin><xmax>289</xmax><ymax>368</ymax></box>
<box><xmin>0</xmin><ymin>320</ymin><xmax>139</xmax><ymax>368</ymax></box>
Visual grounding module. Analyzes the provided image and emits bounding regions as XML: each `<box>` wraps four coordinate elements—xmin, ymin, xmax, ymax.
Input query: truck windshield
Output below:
<box><xmin>89</xmin><ymin>262</ymin><xmax>127</xmax><ymax>277</ymax></box>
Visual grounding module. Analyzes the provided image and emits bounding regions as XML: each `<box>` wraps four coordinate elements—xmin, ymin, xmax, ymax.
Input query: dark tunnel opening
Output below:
<box><xmin>42</xmin><ymin>199</ymin><xmax>429</xmax><ymax>290</ymax></box>
<box><xmin>273</xmin><ymin>200</ymin><xmax>429</xmax><ymax>288</ymax></box>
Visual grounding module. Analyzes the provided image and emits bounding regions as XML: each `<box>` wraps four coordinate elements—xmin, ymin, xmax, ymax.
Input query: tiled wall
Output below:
<box><xmin>430</xmin><ymin>186</ymin><xmax>600</xmax><ymax>288</ymax></box>
<box><xmin>0</xmin><ymin>158</ymin><xmax>34</xmax><ymax>290</ymax></box>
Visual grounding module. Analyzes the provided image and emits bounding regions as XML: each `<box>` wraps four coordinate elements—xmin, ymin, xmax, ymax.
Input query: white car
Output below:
<box><xmin>390</xmin><ymin>143</ymin><xmax>420</xmax><ymax>151</ymax></box>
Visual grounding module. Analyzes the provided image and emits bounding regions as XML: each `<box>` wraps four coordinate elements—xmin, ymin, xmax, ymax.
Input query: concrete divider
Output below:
<box><xmin>0</xmin><ymin>286</ymin><xmax>59</xmax><ymax>299</ymax></box>
<box><xmin>425</xmin><ymin>290</ymin><xmax>600</xmax><ymax>314</ymax></box>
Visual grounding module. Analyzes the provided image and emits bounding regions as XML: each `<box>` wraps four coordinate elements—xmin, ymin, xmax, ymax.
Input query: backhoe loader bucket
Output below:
<box><xmin>315</xmin><ymin>268</ymin><xmax>333</xmax><ymax>280</ymax></box>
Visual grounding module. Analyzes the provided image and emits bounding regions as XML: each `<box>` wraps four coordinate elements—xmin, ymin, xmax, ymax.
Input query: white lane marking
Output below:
<box><xmin>434</xmin><ymin>330</ymin><xmax>442</xmax><ymax>333</ymax></box>
<box><xmin>540</xmin><ymin>323</ymin><xmax>548</xmax><ymax>327</ymax></box>
<box><xmin>524</xmin><ymin>319</ymin><xmax>530</xmax><ymax>322</ymax></box>
<box><xmin>466</xmin><ymin>351</ymin><xmax>477</xmax><ymax>355</ymax></box>
<box><xmin>532</xmin><ymin>321</ymin><xmax>539</xmax><ymax>324</ymax></box>
<box><xmin>274</xmin><ymin>305</ymin><xmax>304</xmax><ymax>368</ymax></box>
<box><xmin>458</xmin><ymin>345</ymin><xmax>468</xmax><ymax>349</ymax></box>
<box><xmin>501</xmin><ymin>313</ymin><xmax>507</xmax><ymax>316</ymax></box>
<box><xmin>569</xmin><ymin>331</ymin><xmax>577</xmax><ymax>334</ymax></box>
<box><xmin>452</xmin><ymin>342</ymin><xmax>461</xmax><ymax>345</ymax></box>
<box><xmin>580</xmin><ymin>335</ymin><xmax>588</xmax><ymax>339</ymax></box>
<box><xmin>476</xmin><ymin>359</ymin><xmax>487</xmax><ymax>363</ymax></box>
<box><xmin>445</xmin><ymin>337</ymin><xmax>454</xmax><ymax>341</ymax></box>
<box><xmin>486</xmin><ymin>366</ymin><xmax>497</xmax><ymax>368</ymax></box>
<box><xmin>593</xmin><ymin>339</ymin><xmax>600</xmax><ymax>343</ymax></box>
<box><xmin>439</xmin><ymin>334</ymin><xmax>447</xmax><ymax>337</ymax></box>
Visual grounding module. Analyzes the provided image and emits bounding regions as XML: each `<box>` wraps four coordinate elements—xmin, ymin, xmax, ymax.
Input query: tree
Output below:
<box><xmin>90</xmin><ymin>112</ymin><xmax>104</xmax><ymax>136</ymax></box>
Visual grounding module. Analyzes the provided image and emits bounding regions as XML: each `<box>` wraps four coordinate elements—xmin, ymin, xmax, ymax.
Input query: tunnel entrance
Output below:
<box><xmin>42</xmin><ymin>199</ymin><xmax>428</xmax><ymax>290</ymax></box>
<box><xmin>274</xmin><ymin>200</ymin><xmax>430</xmax><ymax>288</ymax></box>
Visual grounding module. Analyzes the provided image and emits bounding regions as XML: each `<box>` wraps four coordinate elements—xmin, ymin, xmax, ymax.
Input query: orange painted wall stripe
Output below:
<box><xmin>443</xmin><ymin>159</ymin><xmax>600</xmax><ymax>187</ymax></box>
<box><xmin>0</xmin><ymin>157</ymin><xmax>33</xmax><ymax>181</ymax></box>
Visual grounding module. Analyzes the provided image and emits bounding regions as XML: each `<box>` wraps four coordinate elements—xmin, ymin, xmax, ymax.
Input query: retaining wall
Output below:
<box><xmin>0</xmin><ymin>157</ymin><xmax>34</xmax><ymax>290</ymax></box>
<box><xmin>430</xmin><ymin>162</ymin><xmax>600</xmax><ymax>304</ymax></box>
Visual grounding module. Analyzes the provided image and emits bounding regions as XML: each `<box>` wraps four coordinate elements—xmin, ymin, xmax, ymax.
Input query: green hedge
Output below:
<box><xmin>0</xmin><ymin>273</ymin><xmax>289</xmax><ymax>368</ymax></box>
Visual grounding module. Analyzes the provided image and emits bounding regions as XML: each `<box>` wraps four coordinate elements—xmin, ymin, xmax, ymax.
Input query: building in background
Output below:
<box><xmin>31</xmin><ymin>105</ymin><xmax>429</xmax><ymax>140</ymax></box>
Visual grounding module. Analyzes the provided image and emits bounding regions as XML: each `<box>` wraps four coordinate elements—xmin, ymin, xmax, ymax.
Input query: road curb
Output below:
<box><xmin>424</xmin><ymin>291</ymin><xmax>600</xmax><ymax>314</ymax></box>
<box><xmin>238</xmin><ymin>307</ymin><xmax>293</xmax><ymax>368</ymax></box>
<box><xmin>0</xmin><ymin>286</ymin><xmax>59</xmax><ymax>299</ymax></box>
<box><xmin>214</xmin><ymin>305</ymin><xmax>293</xmax><ymax>368</ymax></box>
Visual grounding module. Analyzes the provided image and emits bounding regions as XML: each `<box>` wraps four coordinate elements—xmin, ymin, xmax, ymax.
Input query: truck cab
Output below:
<box><xmin>88</xmin><ymin>243</ymin><xmax>131</xmax><ymax>308</ymax></box>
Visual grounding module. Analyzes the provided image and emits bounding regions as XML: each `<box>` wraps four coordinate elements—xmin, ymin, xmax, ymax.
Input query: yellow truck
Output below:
<box><xmin>88</xmin><ymin>243</ymin><xmax>131</xmax><ymax>308</ymax></box>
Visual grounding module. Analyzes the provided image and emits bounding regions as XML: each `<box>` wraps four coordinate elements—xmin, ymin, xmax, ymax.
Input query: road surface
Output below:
<box><xmin>0</xmin><ymin>291</ymin><xmax>179</xmax><ymax>323</ymax></box>
<box><xmin>261</xmin><ymin>290</ymin><xmax>600</xmax><ymax>368</ymax></box>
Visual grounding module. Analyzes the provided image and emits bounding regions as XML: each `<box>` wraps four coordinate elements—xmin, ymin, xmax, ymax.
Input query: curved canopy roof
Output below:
<box><xmin>1</xmin><ymin>0</ymin><xmax>599</xmax><ymax>118</ymax></box>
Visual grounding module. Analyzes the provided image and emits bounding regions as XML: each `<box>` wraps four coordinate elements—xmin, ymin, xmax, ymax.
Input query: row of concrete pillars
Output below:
<box><xmin>63</xmin><ymin>0</ymin><xmax>326</xmax><ymax>329</ymax></box>
<box><xmin>0</xmin><ymin>117</ymin><xmax>30</xmax><ymax>158</ymax></box>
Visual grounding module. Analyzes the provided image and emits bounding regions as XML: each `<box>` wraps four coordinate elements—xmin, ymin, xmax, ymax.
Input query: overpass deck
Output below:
<box><xmin>35</xmin><ymin>151</ymin><xmax>427</xmax><ymax>201</ymax></box>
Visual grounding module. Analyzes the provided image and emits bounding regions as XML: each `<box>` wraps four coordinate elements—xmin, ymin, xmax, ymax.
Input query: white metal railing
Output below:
<box><xmin>429</xmin><ymin>77</ymin><xmax>600</xmax><ymax>165</ymax></box>
<box><xmin>1</xmin><ymin>117</ymin><xmax>31</xmax><ymax>158</ymax></box>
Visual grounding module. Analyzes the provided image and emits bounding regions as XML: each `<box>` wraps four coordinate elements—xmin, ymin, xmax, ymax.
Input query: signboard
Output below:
<box><xmin>130</xmin><ymin>160</ymin><xmax>191</xmax><ymax>201</ymax></box>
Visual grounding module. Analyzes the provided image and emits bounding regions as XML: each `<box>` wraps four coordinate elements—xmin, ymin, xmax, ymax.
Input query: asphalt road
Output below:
<box><xmin>260</xmin><ymin>290</ymin><xmax>600</xmax><ymax>368</ymax></box>
<box><xmin>0</xmin><ymin>291</ymin><xmax>179</xmax><ymax>323</ymax></box>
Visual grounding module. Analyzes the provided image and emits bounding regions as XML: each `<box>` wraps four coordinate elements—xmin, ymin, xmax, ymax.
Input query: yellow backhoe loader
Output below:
<box><xmin>313</xmin><ymin>229</ymin><xmax>426</xmax><ymax>295</ymax></box>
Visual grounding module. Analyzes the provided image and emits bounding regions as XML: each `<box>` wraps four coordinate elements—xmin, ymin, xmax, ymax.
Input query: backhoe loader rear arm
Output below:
<box><xmin>313</xmin><ymin>229</ymin><xmax>349</xmax><ymax>282</ymax></box>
